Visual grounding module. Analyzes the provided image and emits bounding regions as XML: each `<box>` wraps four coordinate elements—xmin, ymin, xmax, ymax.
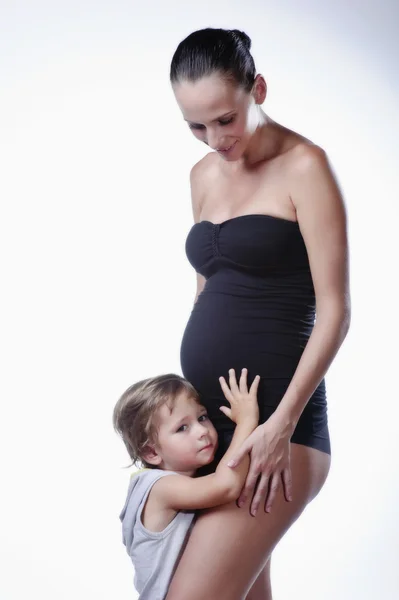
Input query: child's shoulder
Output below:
<box><xmin>138</xmin><ymin>470</ymin><xmax>188</xmax><ymax>530</ymax></box>
<box><xmin>148</xmin><ymin>471</ymin><xmax>192</xmax><ymax>510</ymax></box>
<box><xmin>130</xmin><ymin>467</ymin><xmax>152</xmax><ymax>480</ymax></box>
<box><xmin>130</xmin><ymin>467</ymin><xmax>177</xmax><ymax>480</ymax></box>
<box><xmin>130</xmin><ymin>467</ymin><xmax>164</xmax><ymax>490</ymax></box>
<box><xmin>130</xmin><ymin>468</ymin><xmax>184</xmax><ymax>493</ymax></box>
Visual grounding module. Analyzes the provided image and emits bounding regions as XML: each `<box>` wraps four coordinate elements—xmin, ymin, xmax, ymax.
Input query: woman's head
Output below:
<box><xmin>170</xmin><ymin>28</ymin><xmax>266</xmax><ymax>160</ymax></box>
<box><xmin>113</xmin><ymin>374</ymin><xmax>218</xmax><ymax>472</ymax></box>
<box><xmin>170</xmin><ymin>28</ymin><xmax>256</xmax><ymax>93</ymax></box>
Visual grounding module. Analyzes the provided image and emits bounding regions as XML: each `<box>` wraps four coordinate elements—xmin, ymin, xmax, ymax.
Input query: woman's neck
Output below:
<box><xmin>241</xmin><ymin>113</ymin><xmax>287</xmax><ymax>167</ymax></box>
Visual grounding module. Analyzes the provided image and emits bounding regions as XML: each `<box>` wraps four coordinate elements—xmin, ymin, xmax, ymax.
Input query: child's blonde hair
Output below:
<box><xmin>113</xmin><ymin>374</ymin><xmax>200</xmax><ymax>469</ymax></box>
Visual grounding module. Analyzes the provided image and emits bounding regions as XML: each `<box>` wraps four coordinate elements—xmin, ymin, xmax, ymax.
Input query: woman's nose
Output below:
<box><xmin>206</xmin><ymin>129</ymin><xmax>220</xmax><ymax>150</ymax></box>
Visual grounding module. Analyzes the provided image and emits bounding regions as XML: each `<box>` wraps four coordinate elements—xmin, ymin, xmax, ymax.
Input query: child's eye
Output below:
<box><xmin>177</xmin><ymin>424</ymin><xmax>188</xmax><ymax>432</ymax></box>
<box><xmin>188</xmin><ymin>123</ymin><xmax>205</xmax><ymax>130</ymax></box>
<box><xmin>198</xmin><ymin>414</ymin><xmax>209</xmax><ymax>422</ymax></box>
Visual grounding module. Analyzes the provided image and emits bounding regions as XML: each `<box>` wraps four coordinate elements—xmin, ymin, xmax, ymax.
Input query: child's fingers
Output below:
<box><xmin>219</xmin><ymin>376</ymin><xmax>234</xmax><ymax>403</ymax></box>
<box><xmin>249</xmin><ymin>374</ymin><xmax>261</xmax><ymax>395</ymax></box>
<box><xmin>228</xmin><ymin>368</ymin><xmax>239</xmax><ymax>394</ymax></box>
<box><xmin>219</xmin><ymin>406</ymin><xmax>233</xmax><ymax>419</ymax></box>
<box><xmin>239</xmin><ymin>368</ymin><xmax>248</xmax><ymax>393</ymax></box>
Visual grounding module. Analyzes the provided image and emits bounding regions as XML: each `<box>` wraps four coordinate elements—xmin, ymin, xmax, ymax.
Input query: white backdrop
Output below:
<box><xmin>1</xmin><ymin>1</ymin><xmax>398</xmax><ymax>599</ymax></box>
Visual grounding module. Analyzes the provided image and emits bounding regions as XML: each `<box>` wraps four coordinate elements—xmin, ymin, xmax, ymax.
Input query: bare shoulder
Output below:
<box><xmin>151</xmin><ymin>473</ymin><xmax>186</xmax><ymax>502</ymax></box>
<box><xmin>286</xmin><ymin>141</ymin><xmax>330</xmax><ymax>176</ymax></box>
<box><xmin>284</xmin><ymin>142</ymin><xmax>344</xmax><ymax>210</ymax></box>
<box><xmin>150</xmin><ymin>473</ymin><xmax>193</xmax><ymax>510</ymax></box>
<box><xmin>282</xmin><ymin>142</ymin><xmax>348</xmax><ymax>243</ymax></box>
<box><xmin>190</xmin><ymin>151</ymin><xmax>218</xmax><ymax>182</ymax></box>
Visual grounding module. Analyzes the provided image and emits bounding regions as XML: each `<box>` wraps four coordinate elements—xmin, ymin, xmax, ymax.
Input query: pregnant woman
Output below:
<box><xmin>166</xmin><ymin>28</ymin><xmax>350</xmax><ymax>600</ymax></box>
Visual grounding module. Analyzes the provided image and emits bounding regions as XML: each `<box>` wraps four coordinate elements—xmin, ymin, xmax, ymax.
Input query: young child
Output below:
<box><xmin>113</xmin><ymin>367</ymin><xmax>260</xmax><ymax>599</ymax></box>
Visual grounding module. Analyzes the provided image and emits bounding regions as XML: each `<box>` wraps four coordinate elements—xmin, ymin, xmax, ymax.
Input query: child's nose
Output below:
<box><xmin>196</xmin><ymin>422</ymin><xmax>209</xmax><ymax>436</ymax></box>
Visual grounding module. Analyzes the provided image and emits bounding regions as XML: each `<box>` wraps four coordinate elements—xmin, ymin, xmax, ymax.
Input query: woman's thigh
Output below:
<box><xmin>245</xmin><ymin>557</ymin><xmax>272</xmax><ymax>600</ymax></box>
<box><xmin>166</xmin><ymin>443</ymin><xmax>331</xmax><ymax>600</ymax></box>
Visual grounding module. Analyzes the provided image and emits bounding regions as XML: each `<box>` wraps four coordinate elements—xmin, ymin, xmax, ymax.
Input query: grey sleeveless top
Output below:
<box><xmin>119</xmin><ymin>468</ymin><xmax>196</xmax><ymax>599</ymax></box>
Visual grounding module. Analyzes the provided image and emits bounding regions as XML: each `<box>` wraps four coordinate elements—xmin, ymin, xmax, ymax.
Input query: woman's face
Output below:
<box><xmin>173</xmin><ymin>73</ymin><xmax>262</xmax><ymax>161</ymax></box>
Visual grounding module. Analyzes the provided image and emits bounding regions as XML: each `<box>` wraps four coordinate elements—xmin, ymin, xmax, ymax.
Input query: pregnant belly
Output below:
<box><xmin>180</xmin><ymin>289</ymin><xmax>312</xmax><ymax>397</ymax></box>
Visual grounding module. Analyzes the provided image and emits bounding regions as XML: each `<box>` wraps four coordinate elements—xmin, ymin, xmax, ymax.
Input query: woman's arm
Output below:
<box><xmin>273</xmin><ymin>144</ymin><xmax>350</xmax><ymax>430</ymax></box>
<box><xmin>228</xmin><ymin>144</ymin><xmax>350</xmax><ymax>515</ymax></box>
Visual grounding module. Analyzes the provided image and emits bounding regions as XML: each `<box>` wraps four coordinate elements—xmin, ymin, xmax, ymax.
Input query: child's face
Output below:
<box><xmin>154</xmin><ymin>392</ymin><xmax>219</xmax><ymax>475</ymax></box>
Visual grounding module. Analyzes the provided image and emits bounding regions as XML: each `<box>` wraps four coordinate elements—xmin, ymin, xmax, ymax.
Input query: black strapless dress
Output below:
<box><xmin>180</xmin><ymin>214</ymin><xmax>330</xmax><ymax>455</ymax></box>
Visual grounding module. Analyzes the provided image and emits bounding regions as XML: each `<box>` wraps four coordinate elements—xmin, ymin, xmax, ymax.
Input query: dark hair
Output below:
<box><xmin>113</xmin><ymin>373</ymin><xmax>200</xmax><ymax>469</ymax></box>
<box><xmin>170</xmin><ymin>28</ymin><xmax>256</xmax><ymax>92</ymax></box>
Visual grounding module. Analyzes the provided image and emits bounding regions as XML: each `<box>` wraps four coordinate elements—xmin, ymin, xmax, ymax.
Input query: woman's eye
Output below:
<box><xmin>177</xmin><ymin>424</ymin><xmax>188</xmax><ymax>432</ymax></box>
<box><xmin>189</xmin><ymin>117</ymin><xmax>234</xmax><ymax>130</ymax></box>
<box><xmin>219</xmin><ymin>117</ymin><xmax>234</xmax><ymax>126</ymax></box>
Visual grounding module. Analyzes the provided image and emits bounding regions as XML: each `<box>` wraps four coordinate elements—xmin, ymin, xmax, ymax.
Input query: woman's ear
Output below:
<box><xmin>141</xmin><ymin>445</ymin><xmax>163</xmax><ymax>467</ymax></box>
<box><xmin>253</xmin><ymin>74</ymin><xmax>267</xmax><ymax>105</ymax></box>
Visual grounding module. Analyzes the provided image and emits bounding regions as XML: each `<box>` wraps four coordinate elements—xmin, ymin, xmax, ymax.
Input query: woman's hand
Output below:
<box><xmin>227</xmin><ymin>413</ymin><xmax>294</xmax><ymax>516</ymax></box>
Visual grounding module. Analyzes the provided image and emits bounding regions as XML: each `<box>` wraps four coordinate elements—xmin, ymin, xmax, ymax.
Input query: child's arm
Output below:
<box><xmin>152</xmin><ymin>369</ymin><xmax>260</xmax><ymax>510</ymax></box>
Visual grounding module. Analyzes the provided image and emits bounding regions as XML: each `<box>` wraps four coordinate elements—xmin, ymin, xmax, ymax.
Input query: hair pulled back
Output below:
<box><xmin>170</xmin><ymin>28</ymin><xmax>256</xmax><ymax>92</ymax></box>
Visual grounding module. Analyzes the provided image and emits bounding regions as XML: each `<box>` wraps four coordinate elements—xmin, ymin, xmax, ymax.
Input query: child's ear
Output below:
<box><xmin>141</xmin><ymin>445</ymin><xmax>162</xmax><ymax>466</ymax></box>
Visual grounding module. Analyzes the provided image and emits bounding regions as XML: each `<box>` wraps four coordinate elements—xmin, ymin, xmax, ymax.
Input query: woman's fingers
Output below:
<box><xmin>264</xmin><ymin>472</ymin><xmax>281</xmax><ymax>513</ymax></box>
<box><xmin>282</xmin><ymin>467</ymin><xmax>293</xmax><ymax>502</ymax></box>
<box><xmin>247</xmin><ymin>473</ymin><xmax>269</xmax><ymax>517</ymax></box>
<box><xmin>237</xmin><ymin>465</ymin><xmax>261</xmax><ymax>510</ymax></box>
<box><xmin>227</xmin><ymin>439</ymin><xmax>250</xmax><ymax>468</ymax></box>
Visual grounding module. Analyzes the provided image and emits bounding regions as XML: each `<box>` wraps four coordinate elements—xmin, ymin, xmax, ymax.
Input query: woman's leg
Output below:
<box><xmin>245</xmin><ymin>557</ymin><xmax>272</xmax><ymax>600</ymax></box>
<box><xmin>166</xmin><ymin>443</ymin><xmax>330</xmax><ymax>600</ymax></box>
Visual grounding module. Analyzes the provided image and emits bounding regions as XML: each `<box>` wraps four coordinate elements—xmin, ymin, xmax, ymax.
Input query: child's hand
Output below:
<box><xmin>218</xmin><ymin>368</ymin><xmax>260</xmax><ymax>426</ymax></box>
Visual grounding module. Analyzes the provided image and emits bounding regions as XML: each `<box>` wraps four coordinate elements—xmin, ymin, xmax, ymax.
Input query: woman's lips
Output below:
<box><xmin>217</xmin><ymin>141</ymin><xmax>237</xmax><ymax>155</ymax></box>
